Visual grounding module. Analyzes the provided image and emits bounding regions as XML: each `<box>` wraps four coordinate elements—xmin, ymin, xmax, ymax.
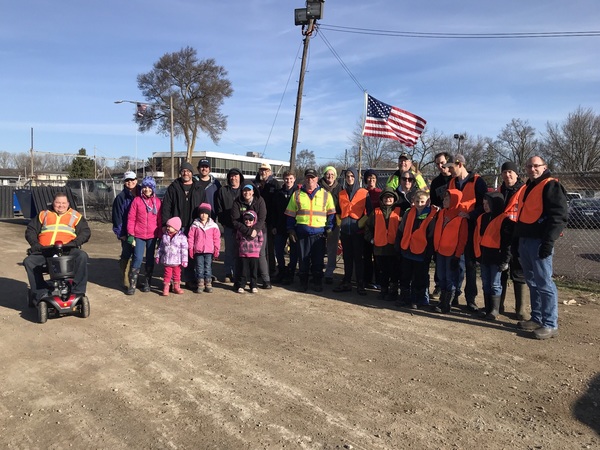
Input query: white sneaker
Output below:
<box><xmin>251</xmin><ymin>287</ymin><xmax>258</xmax><ymax>293</ymax></box>
<box><xmin>237</xmin><ymin>288</ymin><xmax>245</xmax><ymax>294</ymax></box>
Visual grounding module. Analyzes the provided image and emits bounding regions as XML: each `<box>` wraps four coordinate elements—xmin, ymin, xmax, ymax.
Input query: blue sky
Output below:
<box><xmin>1</xmin><ymin>0</ymin><xmax>599</xmax><ymax>166</ymax></box>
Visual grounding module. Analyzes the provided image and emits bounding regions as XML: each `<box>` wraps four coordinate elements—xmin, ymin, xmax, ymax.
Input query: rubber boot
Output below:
<box><xmin>119</xmin><ymin>258</ymin><xmax>131</xmax><ymax>289</ymax></box>
<box><xmin>514</xmin><ymin>282</ymin><xmax>528</xmax><ymax>321</ymax></box>
<box><xmin>126</xmin><ymin>268</ymin><xmax>139</xmax><ymax>295</ymax></box>
<box><xmin>485</xmin><ymin>295</ymin><xmax>502</xmax><ymax>321</ymax></box>
<box><xmin>141</xmin><ymin>268</ymin><xmax>153</xmax><ymax>293</ymax></box>
<box><xmin>195</xmin><ymin>279</ymin><xmax>204</xmax><ymax>294</ymax></box>
<box><xmin>204</xmin><ymin>279</ymin><xmax>213</xmax><ymax>293</ymax></box>
<box><xmin>162</xmin><ymin>283</ymin><xmax>170</xmax><ymax>296</ymax></box>
<box><xmin>173</xmin><ymin>282</ymin><xmax>184</xmax><ymax>294</ymax></box>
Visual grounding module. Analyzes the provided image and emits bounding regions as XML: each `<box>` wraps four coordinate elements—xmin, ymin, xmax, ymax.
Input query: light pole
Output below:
<box><xmin>114</xmin><ymin>98</ymin><xmax>175</xmax><ymax>180</ymax></box>
<box><xmin>453</xmin><ymin>133</ymin><xmax>465</xmax><ymax>153</ymax></box>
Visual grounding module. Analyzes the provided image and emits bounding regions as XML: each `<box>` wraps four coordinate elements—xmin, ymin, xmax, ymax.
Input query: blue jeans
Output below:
<box><xmin>518</xmin><ymin>237</ymin><xmax>559</xmax><ymax>328</ymax></box>
<box><xmin>194</xmin><ymin>253</ymin><xmax>213</xmax><ymax>281</ymax></box>
<box><xmin>480</xmin><ymin>263</ymin><xmax>502</xmax><ymax>296</ymax></box>
<box><xmin>132</xmin><ymin>237</ymin><xmax>157</xmax><ymax>271</ymax></box>
<box><xmin>436</xmin><ymin>254</ymin><xmax>460</xmax><ymax>292</ymax></box>
<box><xmin>297</xmin><ymin>233</ymin><xmax>326</xmax><ymax>280</ymax></box>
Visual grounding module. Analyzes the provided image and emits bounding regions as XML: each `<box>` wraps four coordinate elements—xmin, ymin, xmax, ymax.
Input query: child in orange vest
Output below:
<box><xmin>364</xmin><ymin>187</ymin><xmax>401</xmax><ymax>301</ymax></box>
<box><xmin>432</xmin><ymin>189</ymin><xmax>469</xmax><ymax>313</ymax></box>
<box><xmin>395</xmin><ymin>190</ymin><xmax>438</xmax><ymax>309</ymax></box>
<box><xmin>474</xmin><ymin>192</ymin><xmax>514</xmax><ymax>320</ymax></box>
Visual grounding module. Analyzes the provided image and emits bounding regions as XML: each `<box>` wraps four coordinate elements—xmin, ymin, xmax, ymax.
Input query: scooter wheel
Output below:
<box><xmin>79</xmin><ymin>296</ymin><xmax>90</xmax><ymax>318</ymax></box>
<box><xmin>38</xmin><ymin>301</ymin><xmax>48</xmax><ymax>324</ymax></box>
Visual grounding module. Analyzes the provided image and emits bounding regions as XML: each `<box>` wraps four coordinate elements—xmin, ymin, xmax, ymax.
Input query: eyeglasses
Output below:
<box><xmin>401</xmin><ymin>177</ymin><xmax>415</xmax><ymax>182</ymax></box>
<box><xmin>526</xmin><ymin>163</ymin><xmax>546</xmax><ymax>169</ymax></box>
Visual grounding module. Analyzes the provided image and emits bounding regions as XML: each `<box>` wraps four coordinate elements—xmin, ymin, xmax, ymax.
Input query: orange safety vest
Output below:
<box><xmin>338</xmin><ymin>188</ymin><xmax>369</xmax><ymax>219</ymax></box>
<box><xmin>503</xmin><ymin>185</ymin><xmax>526</xmax><ymax>222</ymax></box>
<box><xmin>516</xmin><ymin>178</ymin><xmax>554</xmax><ymax>224</ymax></box>
<box><xmin>400</xmin><ymin>207</ymin><xmax>438</xmax><ymax>254</ymax></box>
<box><xmin>373</xmin><ymin>207</ymin><xmax>401</xmax><ymax>247</ymax></box>
<box><xmin>473</xmin><ymin>213</ymin><xmax>506</xmax><ymax>258</ymax></box>
<box><xmin>449</xmin><ymin>174</ymin><xmax>480</xmax><ymax>214</ymax></box>
<box><xmin>38</xmin><ymin>209</ymin><xmax>82</xmax><ymax>246</ymax></box>
<box><xmin>433</xmin><ymin>210</ymin><xmax>465</xmax><ymax>257</ymax></box>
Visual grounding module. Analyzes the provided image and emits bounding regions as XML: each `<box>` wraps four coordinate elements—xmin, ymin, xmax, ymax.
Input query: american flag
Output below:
<box><xmin>136</xmin><ymin>103</ymin><xmax>148</xmax><ymax>117</ymax></box>
<box><xmin>362</xmin><ymin>95</ymin><xmax>426</xmax><ymax>147</ymax></box>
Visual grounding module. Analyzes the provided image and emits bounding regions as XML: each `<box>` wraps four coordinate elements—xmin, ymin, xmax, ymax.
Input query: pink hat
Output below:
<box><xmin>198</xmin><ymin>202</ymin><xmax>212</xmax><ymax>214</ymax></box>
<box><xmin>166</xmin><ymin>216</ymin><xmax>182</xmax><ymax>231</ymax></box>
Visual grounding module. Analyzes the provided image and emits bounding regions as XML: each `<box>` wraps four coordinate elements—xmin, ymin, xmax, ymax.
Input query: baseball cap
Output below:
<box><xmin>398</xmin><ymin>152</ymin><xmax>410</xmax><ymax>161</ymax></box>
<box><xmin>304</xmin><ymin>169</ymin><xmax>317</xmax><ymax>178</ymax></box>
<box><xmin>123</xmin><ymin>171</ymin><xmax>136</xmax><ymax>181</ymax></box>
<box><xmin>259</xmin><ymin>162</ymin><xmax>271</xmax><ymax>170</ymax></box>
<box><xmin>443</xmin><ymin>154</ymin><xmax>466</xmax><ymax>168</ymax></box>
<box><xmin>242</xmin><ymin>184</ymin><xmax>254</xmax><ymax>191</ymax></box>
<box><xmin>197</xmin><ymin>159</ymin><xmax>210</xmax><ymax>168</ymax></box>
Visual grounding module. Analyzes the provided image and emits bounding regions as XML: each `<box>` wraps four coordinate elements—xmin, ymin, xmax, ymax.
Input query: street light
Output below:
<box><xmin>114</xmin><ymin>97</ymin><xmax>175</xmax><ymax>180</ymax></box>
<box><xmin>453</xmin><ymin>133</ymin><xmax>465</xmax><ymax>153</ymax></box>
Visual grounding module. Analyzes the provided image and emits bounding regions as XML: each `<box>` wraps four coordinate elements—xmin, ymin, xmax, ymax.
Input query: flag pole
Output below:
<box><xmin>358</xmin><ymin>91</ymin><xmax>368</xmax><ymax>184</ymax></box>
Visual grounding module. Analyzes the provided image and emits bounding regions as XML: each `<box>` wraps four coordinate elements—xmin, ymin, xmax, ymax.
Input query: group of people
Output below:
<box><xmin>24</xmin><ymin>152</ymin><xmax>568</xmax><ymax>340</ymax></box>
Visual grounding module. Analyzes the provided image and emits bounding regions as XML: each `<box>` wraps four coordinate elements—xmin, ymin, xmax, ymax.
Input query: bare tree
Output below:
<box><xmin>347</xmin><ymin>119</ymin><xmax>399</xmax><ymax>169</ymax></box>
<box><xmin>0</xmin><ymin>151</ymin><xmax>14</xmax><ymax>168</ymax></box>
<box><xmin>493</xmin><ymin>119</ymin><xmax>538</xmax><ymax>168</ymax></box>
<box><xmin>137</xmin><ymin>46</ymin><xmax>233</xmax><ymax>163</ymax></box>
<box><xmin>543</xmin><ymin>106</ymin><xmax>600</xmax><ymax>171</ymax></box>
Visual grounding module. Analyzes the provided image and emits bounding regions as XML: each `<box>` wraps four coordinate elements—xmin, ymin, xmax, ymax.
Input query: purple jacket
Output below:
<box><xmin>187</xmin><ymin>217</ymin><xmax>221</xmax><ymax>259</ymax></box>
<box><xmin>127</xmin><ymin>195</ymin><xmax>162</xmax><ymax>240</ymax></box>
<box><xmin>236</xmin><ymin>229</ymin><xmax>263</xmax><ymax>258</ymax></box>
<box><xmin>156</xmin><ymin>230</ymin><xmax>188</xmax><ymax>266</ymax></box>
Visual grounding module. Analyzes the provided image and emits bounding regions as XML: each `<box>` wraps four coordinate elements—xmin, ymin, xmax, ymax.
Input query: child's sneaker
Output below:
<box><xmin>237</xmin><ymin>287</ymin><xmax>245</xmax><ymax>294</ymax></box>
<box><xmin>251</xmin><ymin>287</ymin><xmax>258</xmax><ymax>294</ymax></box>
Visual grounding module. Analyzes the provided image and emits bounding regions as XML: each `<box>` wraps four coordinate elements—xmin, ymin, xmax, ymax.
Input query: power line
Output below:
<box><xmin>319</xmin><ymin>24</ymin><xmax>600</xmax><ymax>39</ymax></box>
<box><xmin>317</xmin><ymin>27</ymin><xmax>366</xmax><ymax>93</ymax></box>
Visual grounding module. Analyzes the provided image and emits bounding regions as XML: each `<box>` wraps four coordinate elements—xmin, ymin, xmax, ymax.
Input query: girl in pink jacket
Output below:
<box><xmin>187</xmin><ymin>203</ymin><xmax>221</xmax><ymax>293</ymax></box>
<box><xmin>126</xmin><ymin>176</ymin><xmax>162</xmax><ymax>295</ymax></box>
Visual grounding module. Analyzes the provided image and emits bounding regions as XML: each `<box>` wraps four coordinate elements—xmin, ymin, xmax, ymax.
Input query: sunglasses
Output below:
<box><xmin>526</xmin><ymin>163</ymin><xmax>545</xmax><ymax>169</ymax></box>
<box><xmin>401</xmin><ymin>177</ymin><xmax>415</xmax><ymax>182</ymax></box>
<box><xmin>125</xmin><ymin>179</ymin><xmax>136</xmax><ymax>182</ymax></box>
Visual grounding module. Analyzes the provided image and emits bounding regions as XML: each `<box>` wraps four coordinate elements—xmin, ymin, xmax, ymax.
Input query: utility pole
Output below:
<box><xmin>30</xmin><ymin>127</ymin><xmax>34</xmax><ymax>185</ymax></box>
<box><xmin>289</xmin><ymin>20</ymin><xmax>314</xmax><ymax>173</ymax></box>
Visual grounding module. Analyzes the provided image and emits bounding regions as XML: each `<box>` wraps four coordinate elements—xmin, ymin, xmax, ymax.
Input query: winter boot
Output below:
<box><xmin>434</xmin><ymin>291</ymin><xmax>447</xmax><ymax>313</ymax></box>
<box><xmin>514</xmin><ymin>282</ymin><xmax>528</xmax><ymax>321</ymax></box>
<box><xmin>396</xmin><ymin>288</ymin><xmax>411</xmax><ymax>308</ymax></box>
<box><xmin>119</xmin><ymin>258</ymin><xmax>131</xmax><ymax>289</ymax></box>
<box><xmin>204</xmin><ymin>279</ymin><xmax>213</xmax><ymax>293</ymax></box>
<box><xmin>173</xmin><ymin>282</ymin><xmax>184</xmax><ymax>294</ymax></box>
<box><xmin>141</xmin><ymin>268</ymin><xmax>153</xmax><ymax>292</ymax></box>
<box><xmin>485</xmin><ymin>295</ymin><xmax>502</xmax><ymax>321</ymax></box>
<box><xmin>126</xmin><ymin>268</ymin><xmax>140</xmax><ymax>295</ymax></box>
<box><xmin>195</xmin><ymin>279</ymin><xmax>204</xmax><ymax>294</ymax></box>
<box><xmin>299</xmin><ymin>275</ymin><xmax>309</xmax><ymax>292</ymax></box>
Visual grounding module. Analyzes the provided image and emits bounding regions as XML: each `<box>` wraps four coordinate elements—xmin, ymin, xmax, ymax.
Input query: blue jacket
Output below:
<box><xmin>112</xmin><ymin>186</ymin><xmax>139</xmax><ymax>239</ymax></box>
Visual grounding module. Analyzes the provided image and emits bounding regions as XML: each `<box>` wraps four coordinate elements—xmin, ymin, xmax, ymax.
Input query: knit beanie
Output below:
<box><xmin>323</xmin><ymin>166</ymin><xmax>337</xmax><ymax>178</ymax></box>
<box><xmin>180</xmin><ymin>162</ymin><xmax>194</xmax><ymax>174</ymax></box>
<box><xmin>501</xmin><ymin>161</ymin><xmax>519</xmax><ymax>173</ymax></box>
<box><xmin>198</xmin><ymin>202</ymin><xmax>212</xmax><ymax>215</ymax></box>
<box><xmin>141</xmin><ymin>176</ymin><xmax>156</xmax><ymax>192</ymax></box>
<box><xmin>363</xmin><ymin>169</ymin><xmax>377</xmax><ymax>184</ymax></box>
<box><xmin>166</xmin><ymin>216</ymin><xmax>182</xmax><ymax>231</ymax></box>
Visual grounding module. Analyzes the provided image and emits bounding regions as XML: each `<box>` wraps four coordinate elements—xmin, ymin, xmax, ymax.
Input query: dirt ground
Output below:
<box><xmin>1</xmin><ymin>219</ymin><xmax>599</xmax><ymax>450</ymax></box>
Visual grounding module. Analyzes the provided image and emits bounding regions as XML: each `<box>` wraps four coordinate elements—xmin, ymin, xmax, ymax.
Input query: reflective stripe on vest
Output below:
<box><xmin>288</xmin><ymin>189</ymin><xmax>332</xmax><ymax>228</ymax></box>
<box><xmin>400</xmin><ymin>207</ymin><xmax>437</xmax><ymax>254</ymax></box>
<box><xmin>38</xmin><ymin>209</ymin><xmax>81</xmax><ymax>246</ymax></box>
<box><xmin>433</xmin><ymin>211</ymin><xmax>465</xmax><ymax>257</ymax></box>
<box><xmin>473</xmin><ymin>213</ymin><xmax>506</xmax><ymax>258</ymax></box>
<box><xmin>449</xmin><ymin>174</ymin><xmax>480</xmax><ymax>213</ymax></box>
<box><xmin>503</xmin><ymin>185</ymin><xmax>526</xmax><ymax>222</ymax></box>
<box><xmin>338</xmin><ymin>188</ymin><xmax>368</xmax><ymax>219</ymax></box>
<box><xmin>373</xmin><ymin>207</ymin><xmax>401</xmax><ymax>247</ymax></box>
<box><xmin>516</xmin><ymin>178</ymin><xmax>554</xmax><ymax>224</ymax></box>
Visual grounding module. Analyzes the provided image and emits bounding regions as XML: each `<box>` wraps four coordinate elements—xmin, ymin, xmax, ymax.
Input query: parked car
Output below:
<box><xmin>567</xmin><ymin>198</ymin><xmax>600</xmax><ymax>228</ymax></box>
<box><xmin>566</xmin><ymin>192</ymin><xmax>583</xmax><ymax>204</ymax></box>
<box><xmin>155</xmin><ymin>186</ymin><xmax>168</xmax><ymax>200</ymax></box>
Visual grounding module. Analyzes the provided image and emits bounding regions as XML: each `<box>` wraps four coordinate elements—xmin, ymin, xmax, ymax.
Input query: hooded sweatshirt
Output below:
<box><xmin>336</xmin><ymin>167</ymin><xmax>373</xmax><ymax>235</ymax></box>
<box><xmin>364</xmin><ymin>187</ymin><xmax>400</xmax><ymax>256</ymax></box>
<box><xmin>215</xmin><ymin>168</ymin><xmax>245</xmax><ymax>229</ymax></box>
<box><xmin>476</xmin><ymin>192</ymin><xmax>513</xmax><ymax>266</ymax></box>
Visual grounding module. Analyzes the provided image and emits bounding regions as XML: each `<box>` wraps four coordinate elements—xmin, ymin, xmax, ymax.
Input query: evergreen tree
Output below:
<box><xmin>68</xmin><ymin>148</ymin><xmax>95</xmax><ymax>179</ymax></box>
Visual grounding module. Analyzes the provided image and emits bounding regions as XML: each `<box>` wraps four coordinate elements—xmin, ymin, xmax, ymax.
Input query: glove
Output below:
<box><xmin>127</xmin><ymin>235</ymin><xmax>135</xmax><ymax>246</ymax></box>
<box><xmin>214</xmin><ymin>252</ymin><xmax>219</xmax><ymax>260</ymax></box>
<box><xmin>30</xmin><ymin>242</ymin><xmax>43</xmax><ymax>253</ymax></box>
<box><xmin>450</xmin><ymin>257</ymin><xmax>460</xmax><ymax>270</ymax></box>
<box><xmin>288</xmin><ymin>230</ymin><xmax>298</xmax><ymax>243</ymax></box>
<box><xmin>182</xmin><ymin>261</ymin><xmax>188</xmax><ymax>268</ymax></box>
<box><xmin>499</xmin><ymin>262</ymin><xmax>509</xmax><ymax>272</ymax></box>
<box><xmin>538</xmin><ymin>241</ymin><xmax>553</xmax><ymax>259</ymax></box>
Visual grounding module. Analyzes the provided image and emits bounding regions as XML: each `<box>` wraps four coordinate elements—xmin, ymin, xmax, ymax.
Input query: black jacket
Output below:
<box><xmin>231</xmin><ymin>184</ymin><xmax>267</xmax><ymax>236</ymax></box>
<box><xmin>161</xmin><ymin>178</ymin><xmax>206</xmax><ymax>231</ymax></box>
<box><xmin>274</xmin><ymin>183</ymin><xmax>299</xmax><ymax>234</ymax></box>
<box><xmin>215</xmin><ymin>168</ymin><xmax>245</xmax><ymax>229</ymax></box>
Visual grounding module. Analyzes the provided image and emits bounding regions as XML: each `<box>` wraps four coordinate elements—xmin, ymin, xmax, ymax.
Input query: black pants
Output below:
<box><xmin>340</xmin><ymin>233</ymin><xmax>365</xmax><ymax>284</ymax></box>
<box><xmin>375</xmin><ymin>254</ymin><xmax>399</xmax><ymax>290</ymax></box>
<box><xmin>236</xmin><ymin>257</ymin><xmax>258</xmax><ymax>289</ymax></box>
<box><xmin>24</xmin><ymin>248</ymin><xmax>89</xmax><ymax>304</ymax></box>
